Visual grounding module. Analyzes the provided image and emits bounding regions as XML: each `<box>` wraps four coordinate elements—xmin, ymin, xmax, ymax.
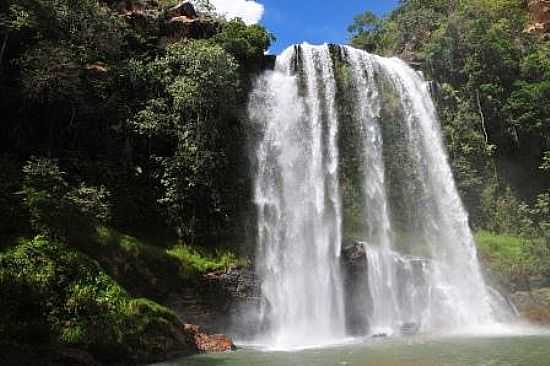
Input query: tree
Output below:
<box><xmin>131</xmin><ymin>40</ymin><xmax>242</xmax><ymax>242</ymax></box>
<box><xmin>348</xmin><ymin>11</ymin><xmax>381</xmax><ymax>52</ymax></box>
<box><xmin>22</xmin><ymin>157</ymin><xmax>110</xmax><ymax>240</ymax></box>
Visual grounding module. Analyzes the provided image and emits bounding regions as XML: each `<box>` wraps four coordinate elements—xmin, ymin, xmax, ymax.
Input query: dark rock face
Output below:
<box><xmin>262</xmin><ymin>54</ymin><xmax>277</xmax><ymax>70</ymax></box>
<box><xmin>167</xmin><ymin>266</ymin><xmax>261</xmax><ymax>337</ymax></box>
<box><xmin>162</xmin><ymin>17</ymin><xmax>219</xmax><ymax>41</ymax></box>
<box><xmin>167</xmin><ymin>1</ymin><xmax>198</xmax><ymax>19</ymax></box>
<box><xmin>161</xmin><ymin>0</ymin><xmax>219</xmax><ymax>40</ymax></box>
<box><xmin>200</xmin><ymin>267</ymin><xmax>262</xmax><ymax>336</ymax></box>
<box><xmin>341</xmin><ymin>241</ymin><xmax>370</xmax><ymax>336</ymax></box>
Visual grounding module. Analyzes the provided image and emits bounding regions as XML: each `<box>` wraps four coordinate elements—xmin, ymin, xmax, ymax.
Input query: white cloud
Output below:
<box><xmin>210</xmin><ymin>0</ymin><xmax>265</xmax><ymax>25</ymax></box>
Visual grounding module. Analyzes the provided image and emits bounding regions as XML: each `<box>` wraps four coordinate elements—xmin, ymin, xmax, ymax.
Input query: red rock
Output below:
<box><xmin>183</xmin><ymin>323</ymin><xmax>236</xmax><ymax>353</ymax></box>
<box><xmin>526</xmin><ymin>0</ymin><xmax>550</xmax><ymax>34</ymax></box>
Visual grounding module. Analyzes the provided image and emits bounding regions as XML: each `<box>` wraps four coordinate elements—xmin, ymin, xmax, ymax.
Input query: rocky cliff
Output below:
<box><xmin>526</xmin><ymin>0</ymin><xmax>550</xmax><ymax>35</ymax></box>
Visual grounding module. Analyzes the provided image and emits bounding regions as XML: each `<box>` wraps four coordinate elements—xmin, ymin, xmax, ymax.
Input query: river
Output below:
<box><xmin>156</xmin><ymin>332</ymin><xmax>550</xmax><ymax>366</ymax></box>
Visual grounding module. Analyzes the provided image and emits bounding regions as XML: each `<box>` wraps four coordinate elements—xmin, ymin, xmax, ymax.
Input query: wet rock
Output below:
<box><xmin>167</xmin><ymin>266</ymin><xmax>261</xmax><ymax>337</ymax></box>
<box><xmin>400</xmin><ymin>322</ymin><xmax>420</xmax><ymax>336</ymax></box>
<box><xmin>183</xmin><ymin>324</ymin><xmax>236</xmax><ymax>352</ymax></box>
<box><xmin>341</xmin><ymin>241</ymin><xmax>370</xmax><ymax>336</ymax></box>
<box><xmin>372</xmin><ymin>333</ymin><xmax>388</xmax><ymax>338</ymax></box>
<box><xmin>342</xmin><ymin>240</ymin><xmax>368</xmax><ymax>271</ymax></box>
<box><xmin>511</xmin><ymin>287</ymin><xmax>550</xmax><ymax>324</ymax></box>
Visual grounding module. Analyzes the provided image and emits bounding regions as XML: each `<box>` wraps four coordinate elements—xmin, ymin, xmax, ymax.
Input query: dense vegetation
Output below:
<box><xmin>0</xmin><ymin>0</ymin><xmax>271</xmax><ymax>363</ymax></box>
<box><xmin>348</xmin><ymin>0</ymin><xmax>550</xmax><ymax>289</ymax></box>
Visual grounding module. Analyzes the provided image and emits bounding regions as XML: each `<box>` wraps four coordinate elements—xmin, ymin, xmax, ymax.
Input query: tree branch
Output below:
<box><xmin>476</xmin><ymin>89</ymin><xmax>489</xmax><ymax>145</ymax></box>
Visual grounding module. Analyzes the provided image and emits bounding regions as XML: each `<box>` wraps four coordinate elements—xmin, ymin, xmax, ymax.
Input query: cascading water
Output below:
<box><xmin>248</xmin><ymin>43</ymin><xmax>511</xmax><ymax>349</ymax></box>
<box><xmin>340</xmin><ymin>46</ymin><xmax>504</xmax><ymax>334</ymax></box>
<box><xmin>249</xmin><ymin>44</ymin><xmax>346</xmax><ymax>349</ymax></box>
<box><xmin>343</xmin><ymin>48</ymin><xmax>401</xmax><ymax>335</ymax></box>
<box><xmin>366</xmin><ymin>51</ymin><xmax>497</xmax><ymax>332</ymax></box>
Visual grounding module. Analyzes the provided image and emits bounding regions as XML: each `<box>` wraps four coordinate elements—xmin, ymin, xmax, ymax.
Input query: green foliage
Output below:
<box><xmin>2</xmin><ymin>0</ymin><xmax>269</xmax><ymax>245</ymax></box>
<box><xmin>476</xmin><ymin>230</ymin><xmax>523</xmax><ymax>260</ymax></box>
<box><xmin>475</xmin><ymin>230</ymin><xmax>533</xmax><ymax>289</ymax></box>
<box><xmin>129</xmin><ymin>39</ymin><xmax>247</xmax><ymax>243</ymax></box>
<box><xmin>0</xmin><ymin>236</ymin><xmax>190</xmax><ymax>364</ymax></box>
<box><xmin>540</xmin><ymin>151</ymin><xmax>550</xmax><ymax>172</ymax></box>
<box><xmin>22</xmin><ymin>157</ymin><xmax>110</xmax><ymax>240</ymax></box>
<box><xmin>1</xmin><ymin>0</ymin><xmax>128</xmax><ymax>56</ymax></box>
<box><xmin>163</xmin><ymin>40</ymin><xmax>240</xmax><ymax>114</ymax></box>
<box><xmin>480</xmin><ymin>185</ymin><xmax>530</xmax><ymax>235</ymax></box>
<box><xmin>477</xmin><ymin>187</ymin><xmax>550</xmax><ymax>289</ymax></box>
<box><xmin>92</xmin><ymin>225</ymin><xmax>203</xmax><ymax>294</ymax></box>
<box><xmin>18</xmin><ymin>41</ymin><xmax>84</xmax><ymax>103</ymax></box>
<box><xmin>213</xmin><ymin>19</ymin><xmax>274</xmax><ymax>68</ymax></box>
<box><xmin>166</xmin><ymin>243</ymin><xmax>242</xmax><ymax>273</ymax></box>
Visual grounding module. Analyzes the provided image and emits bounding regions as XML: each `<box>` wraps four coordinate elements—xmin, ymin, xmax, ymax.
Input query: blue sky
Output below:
<box><xmin>259</xmin><ymin>1</ymin><xmax>400</xmax><ymax>54</ymax></box>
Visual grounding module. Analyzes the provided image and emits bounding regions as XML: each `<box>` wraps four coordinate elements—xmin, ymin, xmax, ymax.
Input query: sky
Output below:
<box><xmin>210</xmin><ymin>0</ymin><xmax>400</xmax><ymax>54</ymax></box>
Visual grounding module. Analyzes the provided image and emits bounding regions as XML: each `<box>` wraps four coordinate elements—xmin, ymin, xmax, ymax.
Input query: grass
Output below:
<box><xmin>474</xmin><ymin>230</ymin><xmax>533</xmax><ymax>288</ymax></box>
<box><xmin>166</xmin><ymin>244</ymin><xmax>245</xmax><ymax>273</ymax></box>
<box><xmin>475</xmin><ymin>230</ymin><xmax>524</xmax><ymax>261</ymax></box>
<box><xmin>95</xmin><ymin>225</ymin><xmax>244</xmax><ymax>275</ymax></box>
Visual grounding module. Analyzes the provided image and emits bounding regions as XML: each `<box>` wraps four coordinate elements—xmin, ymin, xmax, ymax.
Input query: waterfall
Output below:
<box><xmin>343</xmin><ymin>47</ymin><xmax>401</xmax><ymax>335</ymax></box>
<box><xmin>249</xmin><ymin>44</ymin><xmax>346</xmax><ymax>349</ymax></box>
<box><xmin>248</xmin><ymin>43</ymin><xmax>509</xmax><ymax>349</ymax></box>
<box><xmin>369</xmin><ymin>53</ymin><xmax>496</xmax><ymax>331</ymax></box>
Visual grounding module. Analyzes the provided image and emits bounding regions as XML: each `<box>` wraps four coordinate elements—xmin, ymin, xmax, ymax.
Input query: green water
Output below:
<box><xmin>155</xmin><ymin>335</ymin><xmax>550</xmax><ymax>366</ymax></box>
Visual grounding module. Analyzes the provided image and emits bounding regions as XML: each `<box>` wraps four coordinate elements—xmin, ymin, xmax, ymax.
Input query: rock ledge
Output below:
<box><xmin>183</xmin><ymin>324</ymin><xmax>236</xmax><ymax>353</ymax></box>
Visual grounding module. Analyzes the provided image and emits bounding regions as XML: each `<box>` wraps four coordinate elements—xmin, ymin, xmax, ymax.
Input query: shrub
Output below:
<box><xmin>166</xmin><ymin>243</ymin><xmax>242</xmax><ymax>274</ymax></box>
<box><xmin>22</xmin><ymin>157</ymin><xmax>110</xmax><ymax>240</ymax></box>
<box><xmin>0</xmin><ymin>236</ymin><xmax>191</xmax><ymax>364</ymax></box>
